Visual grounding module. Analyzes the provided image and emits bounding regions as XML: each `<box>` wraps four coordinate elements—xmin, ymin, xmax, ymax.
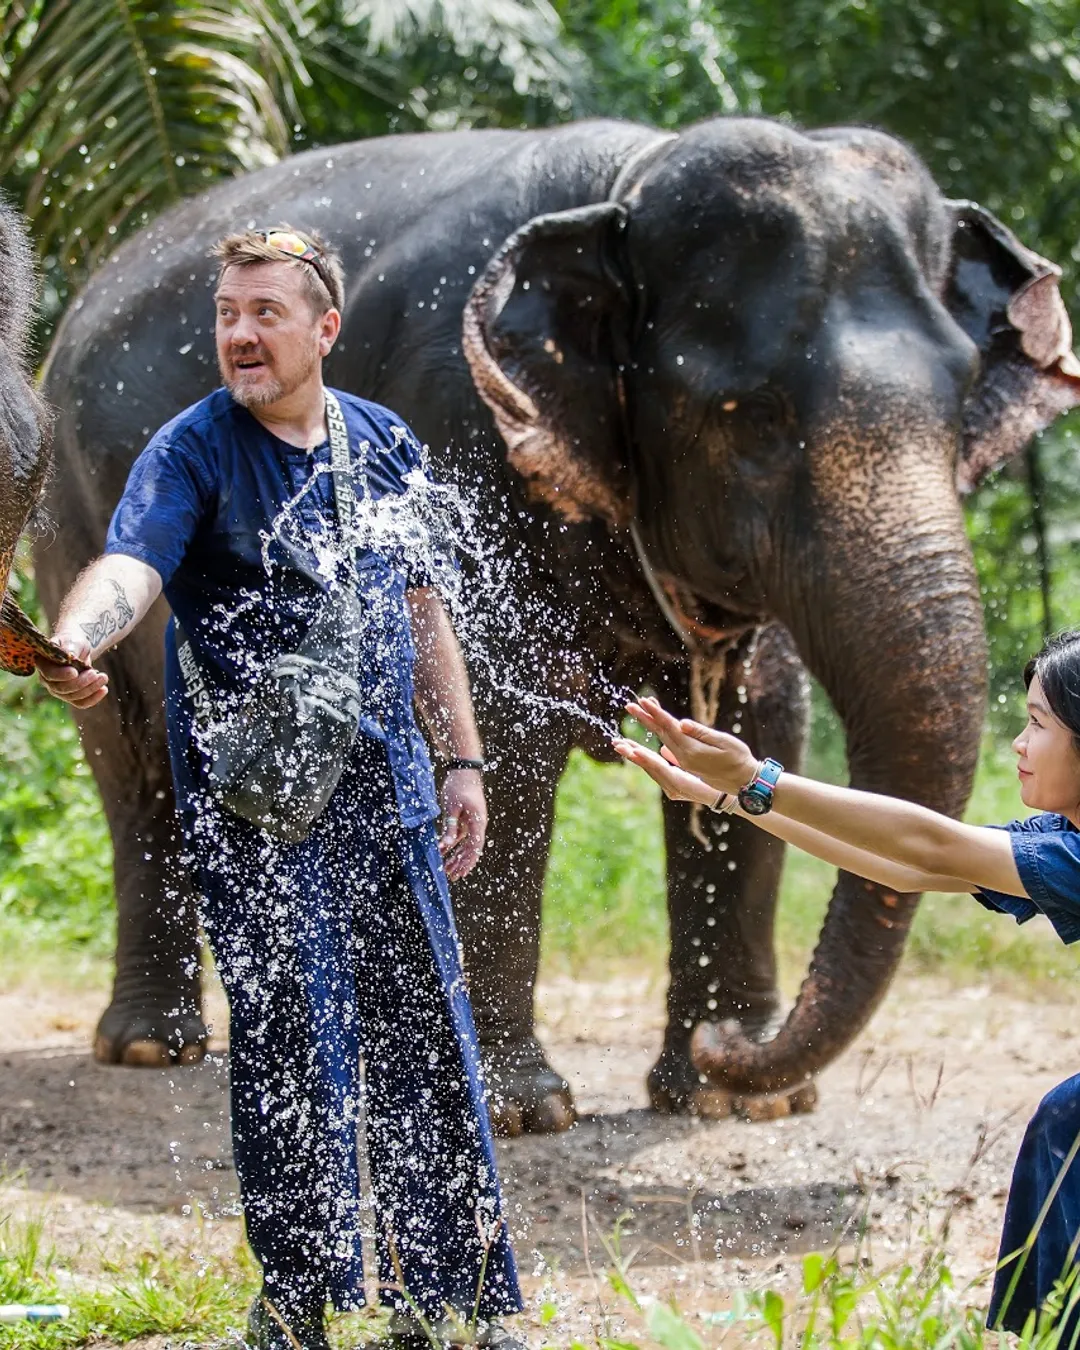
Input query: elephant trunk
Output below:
<box><xmin>694</xmin><ymin>481</ymin><xmax>986</xmax><ymax>1095</ymax></box>
<box><xmin>0</xmin><ymin>389</ymin><xmax>48</xmax><ymax>605</ymax></box>
<box><xmin>0</xmin><ymin>362</ymin><xmax>54</xmax><ymax>675</ymax></box>
<box><xmin>0</xmin><ymin>364</ymin><xmax>50</xmax><ymax>596</ymax></box>
<box><xmin>0</xmin><ymin>201</ymin><xmax>48</xmax><ymax>608</ymax></box>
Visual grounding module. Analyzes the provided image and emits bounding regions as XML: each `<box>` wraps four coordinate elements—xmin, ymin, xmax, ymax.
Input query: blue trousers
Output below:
<box><xmin>184</xmin><ymin>745</ymin><xmax>522</xmax><ymax>1322</ymax></box>
<box><xmin>991</xmin><ymin>1073</ymin><xmax>1080</xmax><ymax>1341</ymax></box>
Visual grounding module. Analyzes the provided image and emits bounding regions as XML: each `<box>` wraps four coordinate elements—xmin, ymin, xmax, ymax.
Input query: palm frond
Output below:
<box><xmin>0</xmin><ymin>0</ymin><xmax>304</xmax><ymax>278</ymax></box>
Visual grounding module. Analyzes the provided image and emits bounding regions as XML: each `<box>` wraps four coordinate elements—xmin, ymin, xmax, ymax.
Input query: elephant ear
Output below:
<box><xmin>462</xmin><ymin>203</ymin><xmax>632</xmax><ymax>526</ymax></box>
<box><xmin>946</xmin><ymin>201</ymin><xmax>1080</xmax><ymax>492</ymax></box>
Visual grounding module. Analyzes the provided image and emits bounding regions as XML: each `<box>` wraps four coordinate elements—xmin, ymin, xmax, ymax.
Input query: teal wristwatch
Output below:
<box><xmin>738</xmin><ymin>757</ymin><xmax>783</xmax><ymax>816</ymax></box>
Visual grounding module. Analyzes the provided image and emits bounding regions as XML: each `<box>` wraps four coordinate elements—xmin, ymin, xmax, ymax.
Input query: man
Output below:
<box><xmin>38</xmin><ymin>227</ymin><xmax>524</xmax><ymax>1350</ymax></box>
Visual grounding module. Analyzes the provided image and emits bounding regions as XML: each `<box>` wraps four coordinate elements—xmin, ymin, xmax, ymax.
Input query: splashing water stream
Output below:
<box><xmin>247</xmin><ymin>439</ymin><xmax>636</xmax><ymax>750</ymax></box>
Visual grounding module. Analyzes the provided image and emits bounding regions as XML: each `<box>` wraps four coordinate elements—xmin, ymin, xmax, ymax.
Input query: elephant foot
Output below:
<box><xmin>93</xmin><ymin>1000</ymin><xmax>208</xmax><ymax>1068</ymax></box>
<box><xmin>647</xmin><ymin>1046</ymin><xmax>818</xmax><ymax>1122</ymax></box>
<box><xmin>481</xmin><ymin>1036</ymin><xmax>576</xmax><ymax>1137</ymax></box>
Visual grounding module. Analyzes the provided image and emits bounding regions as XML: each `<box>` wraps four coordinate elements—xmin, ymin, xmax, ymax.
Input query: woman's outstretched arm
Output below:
<box><xmin>616</xmin><ymin>696</ymin><xmax>1025</xmax><ymax>898</ymax></box>
<box><xmin>613</xmin><ymin>737</ymin><xmax>974</xmax><ymax>893</ymax></box>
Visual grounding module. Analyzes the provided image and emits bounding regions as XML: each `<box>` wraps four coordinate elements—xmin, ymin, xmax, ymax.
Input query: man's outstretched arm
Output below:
<box><xmin>407</xmin><ymin>585</ymin><xmax>487</xmax><ymax>882</ymax></box>
<box><xmin>36</xmin><ymin>553</ymin><xmax>163</xmax><ymax>708</ymax></box>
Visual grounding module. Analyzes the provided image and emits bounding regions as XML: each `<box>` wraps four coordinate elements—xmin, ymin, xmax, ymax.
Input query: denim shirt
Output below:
<box><xmin>105</xmin><ymin>386</ymin><xmax>447</xmax><ymax>827</ymax></box>
<box><xmin>975</xmin><ymin>813</ymin><xmax>1080</xmax><ymax>944</ymax></box>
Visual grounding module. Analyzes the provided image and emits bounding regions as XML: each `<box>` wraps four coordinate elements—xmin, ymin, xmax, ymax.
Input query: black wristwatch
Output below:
<box><xmin>445</xmin><ymin>757</ymin><xmax>485</xmax><ymax>773</ymax></box>
<box><xmin>737</xmin><ymin>758</ymin><xmax>783</xmax><ymax>816</ymax></box>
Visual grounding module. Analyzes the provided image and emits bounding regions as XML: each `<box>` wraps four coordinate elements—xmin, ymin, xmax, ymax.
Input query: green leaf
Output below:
<box><xmin>802</xmin><ymin>1251</ymin><xmax>826</xmax><ymax>1294</ymax></box>
<box><xmin>761</xmin><ymin>1289</ymin><xmax>784</xmax><ymax>1348</ymax></box>
<box><xmin>0</xmin><ymin>0</ymin><xmax>295</xmax><ymax>277</ymax></box>
<box><xmin>646</xmin><ymin>1302</ymin><xmax>705</xmax><ymax>1350</ymax></box>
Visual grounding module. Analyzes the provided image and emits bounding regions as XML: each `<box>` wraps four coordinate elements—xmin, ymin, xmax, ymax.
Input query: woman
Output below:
<box><xmin>613</xmin><ymin>630</ymin><xmax>1080</xmax><ymax>1337</ymax></box>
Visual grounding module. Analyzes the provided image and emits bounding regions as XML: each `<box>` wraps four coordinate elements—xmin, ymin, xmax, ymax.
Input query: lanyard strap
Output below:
<box><xmin>325</xmin><ymin>390</ymin><xmax>355</xmax><ymax>563</ymax></box>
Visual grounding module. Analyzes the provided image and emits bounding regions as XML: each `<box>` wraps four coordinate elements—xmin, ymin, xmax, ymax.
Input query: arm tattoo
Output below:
<box><xmin>81</xmin><ymin>580</ymin><xmax>135</xmax><ymax>650</ymax></box>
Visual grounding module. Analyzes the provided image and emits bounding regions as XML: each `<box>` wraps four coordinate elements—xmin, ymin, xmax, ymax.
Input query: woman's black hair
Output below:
<box><xmin>1024</xmin><ymin>630</ymin><xmax>1080</xmax><ymax>749</ymax></box>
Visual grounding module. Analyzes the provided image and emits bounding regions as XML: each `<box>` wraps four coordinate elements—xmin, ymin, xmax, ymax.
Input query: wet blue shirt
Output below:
<box><xmin>105</xmin><ymin>386</ymin><xmax>449</xmax><ymax>826</ymax></box>
<box><xmin>975</xmin><ymin>813</ymin><xmax>1080</xmax><ymax>944</ymax></box>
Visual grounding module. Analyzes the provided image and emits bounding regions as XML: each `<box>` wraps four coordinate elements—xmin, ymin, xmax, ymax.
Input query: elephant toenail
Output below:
<box><xmin>120</xmin><ymin>1039</ymin><xmax>172</xmax><ymax>1068</ymax></box>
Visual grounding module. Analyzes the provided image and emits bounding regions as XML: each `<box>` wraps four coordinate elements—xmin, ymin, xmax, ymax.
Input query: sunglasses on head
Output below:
<box><xmin>253</xmin><ymin>228</ymin><xmax>334</xmax><ymax>299</ymax></box>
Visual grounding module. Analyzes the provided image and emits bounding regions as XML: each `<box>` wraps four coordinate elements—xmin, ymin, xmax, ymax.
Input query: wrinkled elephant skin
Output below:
<box><xmin>36</xmin><ymin>119</ymin><xmax>1080</xmax><ymax>1119</ymax></box>
<box><xmin>0</xmin><ymin>197</ymin><xmax>55</xmax><ymax>678</ymax></box>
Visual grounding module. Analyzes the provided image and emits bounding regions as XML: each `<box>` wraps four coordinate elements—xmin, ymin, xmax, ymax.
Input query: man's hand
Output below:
<box><xmin>33</xmin><ymin>553</ymin><xmax>161</xmax><ymax>709</ymax></box>
<box><xmin>36</xmin><ymin>633</ymin><xmax>109</xmax><ymax>709</ymax></box>
<box><xmin>625</xmin><ymin>695</ymin><xmax>759</xmax><ymax>793</ymax></box>
<box><xmin>438</xmin><ymin>767</ymin><xmax>488</xmax><ymax>882</ymax></box>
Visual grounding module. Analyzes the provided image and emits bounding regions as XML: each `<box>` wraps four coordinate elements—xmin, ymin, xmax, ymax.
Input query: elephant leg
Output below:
<box><xmin>649</xmin><ymin>624</ymin><xmax>817</xmax><ymax>1120</ymax></box>
<box><xmin>451</xmin><ymin>720</ymin><xmax>575</xmax><ymax>1137</ymax></box>
<box><xmin>78</xmin><ymin>605</ymin><xmax>206</xmax><ymax>1066</ymax></box>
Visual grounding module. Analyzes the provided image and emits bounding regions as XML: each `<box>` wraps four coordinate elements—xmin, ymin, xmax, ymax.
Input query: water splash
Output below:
<box><xmin>249</xmin><ymin>438</ymin><xmax>633</xmax><ymax>749</ymax></box>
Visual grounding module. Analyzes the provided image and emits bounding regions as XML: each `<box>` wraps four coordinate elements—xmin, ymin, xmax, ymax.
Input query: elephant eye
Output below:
<box><xmin>719</xmin><ymin>386</ymin><xmax>792</xmax><ymax>427</ymax></box>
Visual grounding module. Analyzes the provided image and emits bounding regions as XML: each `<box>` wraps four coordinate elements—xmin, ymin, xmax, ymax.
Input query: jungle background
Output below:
<box><xmin>3</xmin><ymin>4</ymin><xmax>1080</xmax><ymax>1343</ymax></box>
<box><xmin>2</xmin><ymin>0</ymin><xmax>1080</xmax><ymax>986</ymax></box>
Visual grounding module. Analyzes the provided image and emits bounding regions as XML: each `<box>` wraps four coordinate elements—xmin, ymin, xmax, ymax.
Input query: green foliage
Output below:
<box><xmin>0</xmin><ymin>561</ymin><xmax>114</xmax><ymax>960</ymax></box>
<box><xmin>969</xmin><ymin>423</ymin><xmax>1080</xmax><ymax>734</ymax></box>
<box><xmin>731</xmin><ymin>1244</ymin><xmax>983</xmax><ymax>1350</ymax></box>
<box><xmin>0</xmin><ymin>0</ymin><xmax>574</xmax><ymax>329</ymax></box>
<box><xmin>0</xmin><ymin>678</ymin><xmax>115</xmax><ymax>956</ymax></box>
<box><xmin>556</xmin><ymin>0</ymin><xmax>1080</xmax><ymax>306</ymax></box>
<box><xmin>553</xmin><ymin>0</ymin><xmax>751</xmax><ymax>127</ymax></box>
<box><xmin>644</xmin><ymin>1302</ymin><xmax>705</xmax><ymax>1350</ymax></box>
<box><xmin>542</xmin><ymin>748</ymin><xmax>668</xmax><ymax>968</ymax></box>
<box><xmin>286</xmin><ymin>0</ymin><xmax>574</xmax><ymax>146</ymax></box>
<box><xmin>0</xmin><ymin>0</ymin><xmax>298</xmax><ymax>282</ymax></box>
<box><xmin>728</xmin><ymin>0</ymin><xmax>1080</xmax><ymax>229</ymax></box>
<box><xmin>2</xmin><ymin>1194</ymin><xmax>1079</xmax><ymax>1350</ymax></box>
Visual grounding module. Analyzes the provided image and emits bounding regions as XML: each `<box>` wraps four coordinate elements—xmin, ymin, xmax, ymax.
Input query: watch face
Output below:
<box><xmin>739</xmin><ymin>787</ymin><xmax>771</xmax><ymax>816</ymax></box>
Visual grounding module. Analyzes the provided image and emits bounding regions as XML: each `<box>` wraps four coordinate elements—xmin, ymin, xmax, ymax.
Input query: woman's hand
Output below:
<box><xmin>624</xmin><ymin>695</ymin><xmax>759</xmax><ymax>794</ymax></box>
<box><xmin>612</xmin><ymin>736</ymin><xmax>721</xmax><ymax>804</ymax></box>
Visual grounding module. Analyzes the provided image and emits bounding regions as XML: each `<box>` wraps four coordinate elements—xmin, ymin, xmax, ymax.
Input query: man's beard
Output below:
<box><xmin>219</xmin><ymin>344</ymin><xmax>320</xmax><ymax>409</ymax></box>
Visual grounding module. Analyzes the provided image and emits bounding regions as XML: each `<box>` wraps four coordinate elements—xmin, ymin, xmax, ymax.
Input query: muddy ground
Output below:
<box><xmin>1</xmin><ymin>968</ymin><xmax>1076</xmax><ymax>1340</ymax></box>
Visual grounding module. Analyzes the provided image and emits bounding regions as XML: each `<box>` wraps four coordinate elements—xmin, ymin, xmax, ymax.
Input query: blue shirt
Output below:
<box><xmin>975</xmin><ymin>813</ymin><xmax>1080</xmax><ymax>944</ymax></box>
<box><xmin>105</xmin><ymin>386</ymin><xmax>448</xmax><ymax>826</ymax></box>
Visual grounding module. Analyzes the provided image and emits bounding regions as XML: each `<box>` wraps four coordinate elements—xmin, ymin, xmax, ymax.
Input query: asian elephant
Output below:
<box><xmin>0</xmin><ymin>195</ymin><xmax>61</xmax><ymax>678</ymax></box>
<box><xmin>35</xmin><ymin>116</ymin><xmax>1080</xmax><ymax>1131</ymax></box>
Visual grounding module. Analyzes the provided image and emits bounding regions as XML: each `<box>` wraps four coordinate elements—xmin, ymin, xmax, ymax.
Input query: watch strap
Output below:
<box><xmin>737</xmin><ymin>756</ymin><xmax>784</xmax><ymax>813</ymax></box>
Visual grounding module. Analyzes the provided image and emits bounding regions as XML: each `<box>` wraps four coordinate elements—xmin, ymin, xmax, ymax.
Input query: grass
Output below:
<box><xmin>1</xmin><ymin>1196</ymin><xmax>1078</xmax><ymax>1350</ymax></box>
<box><xmin>0</xmin><ymin>1208</ymin><xmax>258</xmax><ymax>1348</ymax></box>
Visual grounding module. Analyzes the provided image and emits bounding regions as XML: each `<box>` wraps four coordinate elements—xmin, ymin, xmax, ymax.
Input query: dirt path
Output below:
<box><xmin>1</xmin><ymin>969</ymin><xmax>1077</xmax><ymax>1335</ymax></box>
